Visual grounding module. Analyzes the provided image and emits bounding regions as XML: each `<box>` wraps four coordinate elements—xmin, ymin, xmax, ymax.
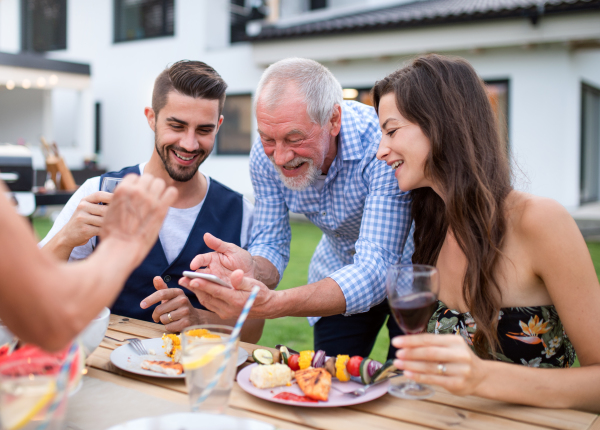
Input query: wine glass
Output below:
<box><xmin>386</xmin><ymin>264</ymin><xmax>439</xmax><ymax>399</ymax></box>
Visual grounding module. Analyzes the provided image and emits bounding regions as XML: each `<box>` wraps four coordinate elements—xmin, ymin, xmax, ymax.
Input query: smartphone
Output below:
<box><xmin>182</xmin><ymin>271</ymin><xmax>231</xmax><ymax>288</ymax></box>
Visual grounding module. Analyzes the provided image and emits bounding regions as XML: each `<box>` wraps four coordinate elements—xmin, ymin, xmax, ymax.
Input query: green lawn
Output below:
<box><xmin>33</xmin><ymin>218</ymin><xmax>594</xmax><ymax>365</ymax></box>
<box><xmin>32</xmin><ymin>217</ymin><xmax>53</xmax><ymax>241</ymax></box>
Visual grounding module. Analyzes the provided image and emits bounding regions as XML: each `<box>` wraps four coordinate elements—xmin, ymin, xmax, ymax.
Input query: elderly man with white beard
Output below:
<box><xmin>181</xmin><ymin>58</ymin><xmax>413</xmax><ymax>359</ymax></box>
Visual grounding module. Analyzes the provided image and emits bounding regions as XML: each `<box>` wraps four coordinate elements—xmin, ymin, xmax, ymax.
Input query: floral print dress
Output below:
<box><xmin>427</xmin><ymin>301</ymin><xmax>576</xmax><ymax>368</ymax></box>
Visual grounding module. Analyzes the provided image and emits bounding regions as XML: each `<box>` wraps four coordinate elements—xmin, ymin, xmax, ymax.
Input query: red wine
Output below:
<box><xmin>390</xmin><ymin>292</ymin><xmax>437</xmax><ymax>334</ymax></box>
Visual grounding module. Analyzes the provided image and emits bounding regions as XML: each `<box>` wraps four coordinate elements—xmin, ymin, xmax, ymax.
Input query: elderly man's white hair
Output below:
<box><xmin>255</xmin><ymin>58</ymin><xmax>343</xmax><ymax>127</ymax></box>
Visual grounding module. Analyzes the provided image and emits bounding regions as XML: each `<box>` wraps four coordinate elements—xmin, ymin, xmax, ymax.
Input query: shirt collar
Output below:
<box><xmin>337</xmin><ymin>102</ymin><xmax>366</xmax><ymax>161</ymax></box>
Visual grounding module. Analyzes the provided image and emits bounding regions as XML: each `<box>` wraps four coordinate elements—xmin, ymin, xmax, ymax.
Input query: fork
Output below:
<box><xmin>124</xmin><ymin>338</ymin><xmax>149</xmax><ymax>355</ymax></box>
<box><xmin>332</xmin><ymin>377</ymin><xmax>390</xmax><ymax>397</ymax></box>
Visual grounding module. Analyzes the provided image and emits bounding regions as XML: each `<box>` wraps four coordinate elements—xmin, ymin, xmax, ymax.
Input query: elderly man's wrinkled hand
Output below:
<box><xmin>100</xmin><ymin>174</ymin><xmax>177</xmax><ymax>264</ymax></box>
<box><xmin>184</xmin><ymin>269</ymin><xmax>276</xmax><ymax>320</ymax></box>
<box><xmin>179</xmin><ymin>233</ymin><xmax>256</xmax><ymax>290</ymax></box>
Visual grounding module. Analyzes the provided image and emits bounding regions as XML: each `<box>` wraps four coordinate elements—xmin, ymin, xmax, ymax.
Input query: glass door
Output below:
<box><xmin>580</xmin><ymin>84</ymin><xmax>600</xmax><ymax>204</ymax></box>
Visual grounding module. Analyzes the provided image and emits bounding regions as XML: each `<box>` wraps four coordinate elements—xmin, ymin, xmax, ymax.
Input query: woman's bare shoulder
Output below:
<box><xmin>506</xmin><ymin>191</ymin><xmax>577</xmax><ymax>242</ymax></box>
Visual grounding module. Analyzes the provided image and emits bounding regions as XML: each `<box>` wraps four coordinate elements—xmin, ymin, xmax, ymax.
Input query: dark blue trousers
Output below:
<box><xmin>313</xmin><ymin>300</ymin><xmax>403</xmax><ymax>360</ymax></box>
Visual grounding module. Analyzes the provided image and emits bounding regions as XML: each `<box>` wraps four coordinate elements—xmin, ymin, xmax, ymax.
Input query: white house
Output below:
<box><xmin>0</xmin><ymin>0</ymin><xmax>599</xmax><ymax>209</ymax></box>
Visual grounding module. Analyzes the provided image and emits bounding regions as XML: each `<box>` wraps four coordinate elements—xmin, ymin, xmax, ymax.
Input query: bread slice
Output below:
<box><xmin>295</xmin><ymin>368</ymin><xmax>331</xmax><ymax>401</ymax></box>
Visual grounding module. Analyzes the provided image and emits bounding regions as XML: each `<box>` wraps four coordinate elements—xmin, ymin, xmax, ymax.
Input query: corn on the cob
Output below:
<box><xmin>335</xmin><ymin>355</ymin><xmax>351</xmax><ymax>382</ymax></box>
<box><xmin>299</xmin><ymin>350</ymin><xmax>314</xmax><ymax>370</ymax></box>
<box><xmin>250</xmin><ymin>363</ymin><xmax>294</xmax><ymax>389</ymax></box>
<box><xmin>162</xmin><ymin>334</ymin><xmax>181</xmax><ymax>362</ymax></box>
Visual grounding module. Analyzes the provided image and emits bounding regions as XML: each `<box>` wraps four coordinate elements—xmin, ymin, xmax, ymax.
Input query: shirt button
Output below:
<box><xmin>322</xmin><ymin>211</ymin><xmax>326</xmax><ymax>216</ymax></box>
<box><xmin>335</xmin><ymin>234</ymin><xmax>340</xmax><ymax>238</ymax></box>
<box><xmin>164</xmin><ymin>275</ymin><xmax>171</xmax><ymax>283</ymax></box>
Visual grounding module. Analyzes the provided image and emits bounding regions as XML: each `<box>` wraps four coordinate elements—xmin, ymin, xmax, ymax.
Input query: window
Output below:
<box><xmin>485</xmin><ymin>80</ymin><xmax>509</xmax><ymax>150</ymax></box>
<box><xmin>217</xmin><ymin>94</ymin><xmax>253</xmax><ymax>155</ymax></box>
<box><xmin>310</xmin><ymin>0</ymin><xmax>327</xmax><ymax>10</ymax></box>
<box><xmin>342</xmin><ymin>87</ymin><xmax>374</xmax><ymax>106</ymax></box>
<box><xmin>21</xmin><ymin>0</ymin><xmax>67</xmax><ymax>52</ymax></box>
<box><xmin>230</xmin><ymin>0</ymin><xmax>267</xmax><ymax>44</ymax></box>
<box><xmin>580</xmin><ymin>83</ymin><xmax>600</xmax><ymax>204</ymax></box>
<box><xmin>114</xmin><ymin>0</ymin><xmax>174</xmax><ymax>43</ymax></box>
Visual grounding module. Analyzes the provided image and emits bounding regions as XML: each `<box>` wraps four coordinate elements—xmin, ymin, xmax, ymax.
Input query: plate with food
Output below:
<box><xmin>237</xmin><ymin>347</ymin><xmax>398</xmax><ymax>407</ymax></box>
<box><xmin>109</xmin><ymin>331</ymin><xmax>249</xmax><ymax>379</ymax></box>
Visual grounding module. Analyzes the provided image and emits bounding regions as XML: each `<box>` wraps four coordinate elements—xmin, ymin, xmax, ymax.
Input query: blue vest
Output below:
<box><xmin>99</xmin><ymin>165</ymin><xmax>243</xmax><ymax>322</ymax></box>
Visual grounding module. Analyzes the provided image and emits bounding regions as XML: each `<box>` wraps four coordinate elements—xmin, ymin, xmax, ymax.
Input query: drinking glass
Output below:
<box><xmin>0</xmin><ymin>321</ymin><xmax>18</xmax><ymax>357</ymax></box>
<box><xmin>0</xmin><ymin>357</ymin><xmax>69</xmax><ymax>430</ymax></box>
<box><xmin>100</xmin><ymin>177</ymin><xmax>122</xmax><ymax>193</ymax></box>
<box><xmin>386</xmin><ymin>264</ymin><xmax>439</xmax><ymax>399</ymax></box>
<box><xmin>181</xmin><ymin>324</ymin><xmax>238</xmax><ymax>414</ymax></box>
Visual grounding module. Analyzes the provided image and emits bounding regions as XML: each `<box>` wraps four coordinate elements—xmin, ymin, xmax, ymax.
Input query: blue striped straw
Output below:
<box><xmin>193</xmin><ymin>285</ymin><xmax>260</xmax><ymax>410</ymax></box>
<box><xmin>36</xmin><ymin>342</ymin><xmax>78</xmax><ymax>430</ymax></box>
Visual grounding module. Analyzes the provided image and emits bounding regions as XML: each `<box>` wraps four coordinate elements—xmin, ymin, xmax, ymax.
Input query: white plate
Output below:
<box><xmin>237</xmin><ymin>363</ymin><xmax>389</xmax><ymax>408</ymax></box>
<box><xmin>110</xmin><ymin>338</ymin><xmax>249</xmax><ymax>379</ymax></box>
<box><xmin>106</xmin><ymin>412</ymin><xmax>275</xmax><ymax>430</ymax></box>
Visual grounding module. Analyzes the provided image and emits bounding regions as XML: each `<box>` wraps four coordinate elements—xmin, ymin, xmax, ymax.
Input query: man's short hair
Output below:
<box><xmin>152</xmin><ymin>60</ymin><xmax>228</xmax><ymax>117</ymax></box>
<box><xmin>255</xmin><ymin>58</ymin><xmax>343</xmax><ymax>127</ymax></box>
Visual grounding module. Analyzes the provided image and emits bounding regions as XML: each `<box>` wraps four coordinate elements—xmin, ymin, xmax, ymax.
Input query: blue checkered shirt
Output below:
<box><xmin>248</xmin><ymin>101</ymin><xmax>412</xmax><ymax>325</ymax></box>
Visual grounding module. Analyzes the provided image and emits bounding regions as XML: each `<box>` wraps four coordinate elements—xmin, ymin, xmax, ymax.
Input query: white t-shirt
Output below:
<box><xmin>39</xmin><ymin>163</ymin><xmax>254</xmax><ymax>265</ymax></box>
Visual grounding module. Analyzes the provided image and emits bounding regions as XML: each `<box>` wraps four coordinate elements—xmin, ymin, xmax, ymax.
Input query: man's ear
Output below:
<box><xmin>329</xmin><ymin>104</ymin><xmax>342</xmax><ymax>137</ymax></box>
<box><xmin>144</xmin><ymin>107</ymin><xmax>156</xmax><ymax>131</ymax></box>
<box><xmin>215</xmin><ymin>114</ymin><xmax>224</xmax><ymax>133</ymax></box>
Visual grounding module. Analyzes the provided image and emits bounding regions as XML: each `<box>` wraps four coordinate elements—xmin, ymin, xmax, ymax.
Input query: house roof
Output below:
<box><xmin>248</xmin><ymin>0</ymin><xmax>600</xmax><ymax>41</ymax></box>
<box><xmin>0</xmin><ymin>51</ymin><xmax>90</xmax><ymax>75</ymax></box>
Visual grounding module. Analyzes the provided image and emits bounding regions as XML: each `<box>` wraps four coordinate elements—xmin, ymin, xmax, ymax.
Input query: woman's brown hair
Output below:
<box><xmin>372</xmin><ymin>54</ymin><xmax>512</xmax><ymax>357</ymax></box>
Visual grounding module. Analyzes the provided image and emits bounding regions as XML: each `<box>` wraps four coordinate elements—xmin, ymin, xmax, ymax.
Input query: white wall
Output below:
<box><xmin>0</xmin><ymin>0</ymin><xmax>19</xmax><ymax>53</ymax></box>
<box><xmin>0</xmin><ymin>87</ymin><xmax>47</xmax><ymax>145</ymax></box>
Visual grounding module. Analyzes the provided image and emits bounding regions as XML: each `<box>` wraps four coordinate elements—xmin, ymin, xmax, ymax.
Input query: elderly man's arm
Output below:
<box><xmin>329</xmin><ymin>158</ymin><xmax>411</xmax><ymax>314</ymax></box>
<box><xmin>185</xmin><ymin>153</ymin><xmax>410</xmax><ymax>320</ymax></box>
<box><xmin>0</xmin><ymin>175</ymin><xmax>177</xmax><ymax>351</ymax></box>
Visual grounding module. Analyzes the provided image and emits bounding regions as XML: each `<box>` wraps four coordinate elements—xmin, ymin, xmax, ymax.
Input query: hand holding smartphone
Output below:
<box><xmin>182</xmin><ymin>271</ymin><xmax>232</xmax><ymax>289</ymax></box>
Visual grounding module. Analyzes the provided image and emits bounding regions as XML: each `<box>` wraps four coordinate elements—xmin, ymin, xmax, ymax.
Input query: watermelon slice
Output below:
<box><xmin>0</xmin><ymin>342</ymin><xmax>85</xmax><ymax>393</ymax></box>
<box><xmin>0</xmin><ymin>344</ymin><xmax>12</xmax><ymax>358</ymax></box>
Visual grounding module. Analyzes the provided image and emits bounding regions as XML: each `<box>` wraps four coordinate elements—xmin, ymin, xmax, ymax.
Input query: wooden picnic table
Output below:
<box><xmin>73</xmin><ymin>314</ymin><xmax>600</xmax><ymax>430</ymax></box>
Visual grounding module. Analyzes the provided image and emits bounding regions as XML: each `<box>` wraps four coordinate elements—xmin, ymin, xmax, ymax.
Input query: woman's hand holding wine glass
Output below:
<box><xmin>391</xmin><ymin>333</ymin><xmax>489</xmax><ymax>397</ymax></box>
<box><xmin>386</xmin><ymin>264</ymin><xmax>439</xmax><ymax>399</ymax></box>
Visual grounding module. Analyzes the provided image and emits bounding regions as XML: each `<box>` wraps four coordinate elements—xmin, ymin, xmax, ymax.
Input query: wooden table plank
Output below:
<box><xmin>422</xmin><ymin>385</ymin><xmax>596</xmax><ymax>430</ymax></box>
<box><xmin>349</xmin><ymin>394</ymin><xmax>553</xmax><ymax>430</ymax></box>
<box><xmin>86</xmin><ymin>367</ymin><xmax>188</xmax><ymax>403</ymax></box>
<box><xmin>587</xmin><ymin>417</ymin><xmax>600</xmax><ymax>430</ymax></box>
<box><xmin>85</xmin><ymin>368</ymin><xmax>314</xmax><ymax>430</ymax></box>
<box><xmin>229</xmin><ymin>384</ymin><xmax>429</xmax><ymax>430</ymax></box>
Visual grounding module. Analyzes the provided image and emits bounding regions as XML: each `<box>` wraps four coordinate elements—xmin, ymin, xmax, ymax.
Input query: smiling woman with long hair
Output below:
<box><xmin>374</xmin><ymin>54</ymin><xmax>600</xmax><ymax>412</ymax></box>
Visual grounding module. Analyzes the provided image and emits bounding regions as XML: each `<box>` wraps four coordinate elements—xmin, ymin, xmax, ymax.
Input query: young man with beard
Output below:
<box><xmin>40</xmin><ymin>61</ymin><xmax>262</xmax><ymax>342</ymax></box>
<box><xmin>181</xmin><ymin>58</ymin><xmax>413</xmax><ymax>358</ymax></box>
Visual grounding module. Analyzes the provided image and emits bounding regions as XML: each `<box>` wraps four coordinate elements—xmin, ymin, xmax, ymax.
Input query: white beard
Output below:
<box><xmin>268</xmin><ymin>155</ymin><xmax>322</xmax><ymax>191</ymax></box>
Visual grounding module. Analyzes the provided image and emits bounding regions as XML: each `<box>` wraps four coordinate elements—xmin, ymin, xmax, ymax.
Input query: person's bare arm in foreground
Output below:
<box><xmin>0</xmin><ymin>174</ymin><xmax>177</xmax><ymax>351</ymax></box>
